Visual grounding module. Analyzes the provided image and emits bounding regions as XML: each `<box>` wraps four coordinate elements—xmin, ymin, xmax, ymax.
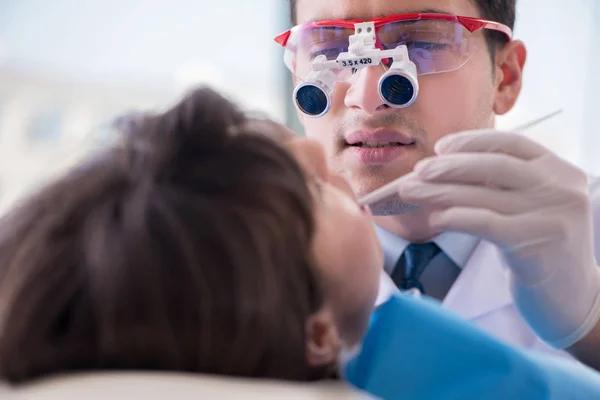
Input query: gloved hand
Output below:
<box><xmin>395</xmin><ymin>129</ymin><xmax>600</xmax><ymax>349</ymax></box>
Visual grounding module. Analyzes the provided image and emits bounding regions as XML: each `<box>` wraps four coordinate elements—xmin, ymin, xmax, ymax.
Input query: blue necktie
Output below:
<box><xmin>391</xmin><ymin>242</ymin><xmax>441</xmax><ymax>294</ymax></box>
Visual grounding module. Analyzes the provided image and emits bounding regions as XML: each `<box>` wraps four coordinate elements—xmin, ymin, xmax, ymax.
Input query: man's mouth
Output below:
<box><xmin>348</xmin><ymin>141</ymin><xmax>412</xmax><ymax>148</ymax></box>
<box><xmin>345</xmin><ymin>129</ymin><xmax>415</xmax><ymax>147</ymax></box>
<box><xmin>343</xmin><ymin>130</ymin><xmax>416</xmax><ymax>164</ymax></box>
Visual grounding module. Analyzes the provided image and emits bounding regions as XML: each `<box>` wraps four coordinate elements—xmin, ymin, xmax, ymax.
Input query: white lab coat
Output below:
<box><xmin>377</xmin><ymin>176</ymin><xmax>600</xmax><ymax>359</ymax></box>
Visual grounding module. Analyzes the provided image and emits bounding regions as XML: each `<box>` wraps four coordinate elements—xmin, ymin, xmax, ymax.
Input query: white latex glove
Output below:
<box><xmin>395</xmin><ymin>130</ymin><xmax>600</xmax><ymax>349</ymax></box>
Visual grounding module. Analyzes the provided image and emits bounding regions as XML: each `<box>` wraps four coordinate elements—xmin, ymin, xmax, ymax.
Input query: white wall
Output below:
<box><xmin>497</xmin><ymin>0</ymin><xmax>599</xmax><ymax>175</ymax></box>
<box><xmin>0</xmin><ymin>0</ymin><xmax>287</xmax><ymax>213</ymax></box>
<box><xmin>0</xmin><ymin>0</ymin><xmax>285</xmax><ymax>121</ymax></box>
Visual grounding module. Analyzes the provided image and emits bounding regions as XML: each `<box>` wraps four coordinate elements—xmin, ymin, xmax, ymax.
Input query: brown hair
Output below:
<box><xmin>0</xmin><ymin>87</ymin><xmax>329</xmax><ymax>383</ymax></box>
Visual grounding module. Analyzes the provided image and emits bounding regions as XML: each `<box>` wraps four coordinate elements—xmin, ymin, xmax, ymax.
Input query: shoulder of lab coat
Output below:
<box><xmin>375</xmin><ymin>234</ymin><xmax>561</xmax><ymax>355</ymax></box>
<box><xmin>441</xmin><ymin>238</ymin><xmax>571</xmax><ymax>357</ymax></box>
<box><xmin>374</xmin><ymin>176</ymin><xmax>600</xmax><ymax>360</ymax></box>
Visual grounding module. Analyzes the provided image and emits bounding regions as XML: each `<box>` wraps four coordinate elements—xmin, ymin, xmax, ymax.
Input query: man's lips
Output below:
<box><xmin>341</xmin><ymin>129</ymin><xmax>416</xmax><ymax>165</ymax></box>
<box><xmin>344</xmin><ymin>129</ymin><xmax>415</xmax><ymax>147</ymax></box>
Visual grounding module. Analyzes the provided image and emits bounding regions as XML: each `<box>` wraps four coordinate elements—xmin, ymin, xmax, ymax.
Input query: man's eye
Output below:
<box><xmin>408</xmin><ymin>41</ymin><xmax>450</xmax><ymax>51</ymax></box>
<box><xmin>384</xmin><ymin>41</ymin><xmax>450</xmax><ymax>52</ymax></box>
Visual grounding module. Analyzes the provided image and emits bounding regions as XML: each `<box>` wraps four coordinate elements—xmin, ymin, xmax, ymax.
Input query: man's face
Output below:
<box><xmin>294</xmin><ymin>0</ymin><xmax>498</xmax><ymax>215</ymax></box>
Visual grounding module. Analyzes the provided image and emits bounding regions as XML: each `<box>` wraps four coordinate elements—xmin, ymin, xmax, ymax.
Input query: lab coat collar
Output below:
<box><xmin>374</xmin><ymin>226</ymin><xmax>514</xmax><ymax>320</ymax></box>
<box><xmin>434</xmin><ymin>231</ymin><xmax>480</xmax><ymax>269</ymax></box>
<box><xmin>374</xmin><ymin>225</ymin><xmax>408</xmax><ymax>276</ymax></box>
<box><xmin>442</xmin><ymin>240</ymin><xmax>514</xmax><ymax>320</ymax></box>
<box><xmin>376</xmin><ymin>240</ymin><xmax>514</xmax><ymax>320</ymax></box>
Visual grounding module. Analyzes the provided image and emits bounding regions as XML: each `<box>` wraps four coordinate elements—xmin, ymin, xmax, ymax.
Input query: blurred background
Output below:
<box><xmin>0</xmin><ymin>0</ymin><xmax>598</xmax><ymax>213</ymax></box>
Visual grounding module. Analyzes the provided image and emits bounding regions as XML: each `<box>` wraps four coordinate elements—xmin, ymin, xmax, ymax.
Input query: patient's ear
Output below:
<box><xmin>305</xmin><ymin>308</ymin><xmax>340</xmax><ymax>367</ymax></box>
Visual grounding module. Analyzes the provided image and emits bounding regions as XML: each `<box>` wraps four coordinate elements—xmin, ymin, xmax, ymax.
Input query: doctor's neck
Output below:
<box><xmin>373</xmin><ymin>207</ymin><xmax>440</xmax><ymax>243</ymax></box>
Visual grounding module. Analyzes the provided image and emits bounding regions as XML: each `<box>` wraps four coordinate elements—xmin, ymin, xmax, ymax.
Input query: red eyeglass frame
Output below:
<box><xmin>274</xmin><ymin>13</ymin><xmax>513</xmax><ymax>48</ymax></box>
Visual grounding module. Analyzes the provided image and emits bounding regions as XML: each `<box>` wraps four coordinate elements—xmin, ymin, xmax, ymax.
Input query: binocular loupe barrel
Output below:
<box><xmin>378</xmin><ymin>71</ymin><xmax>418</xmax><ymax>108</ymax></box>
<box><xmin>294</xmin><ymin>83</ymin><xmax>330</xmax><ymax>117</ymax></box>
<box><xmin>293</xmin><ymin>68</ymin><xmax>336</xmax><ymax>118</ymax></box>
<box><xmin>293</xmin><ymin>58</ymin><xmax>418</xmax><ymax>117</ymax></box>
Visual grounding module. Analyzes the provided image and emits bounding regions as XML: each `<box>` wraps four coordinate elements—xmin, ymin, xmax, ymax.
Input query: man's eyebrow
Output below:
<box><xmin>303</xmin><ymin>9</ymin><xmax>452</xmax><ymax>24</ymax></box>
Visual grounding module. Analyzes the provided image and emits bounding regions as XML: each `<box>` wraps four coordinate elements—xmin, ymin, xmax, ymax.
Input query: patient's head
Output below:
<box><xmin>0</xmin><ymin>87</ymin><xmax>382</xmax><ymax>383</ymax></box>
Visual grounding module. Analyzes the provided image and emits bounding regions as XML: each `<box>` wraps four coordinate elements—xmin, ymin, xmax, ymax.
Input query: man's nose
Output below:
<box><xmin>344</xmin><ymin>65</ymin><xmax>389</xmax><ymax>115</ymax></box>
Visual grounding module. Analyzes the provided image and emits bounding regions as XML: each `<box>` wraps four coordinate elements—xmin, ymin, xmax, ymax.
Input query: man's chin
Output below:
<box><xmin>367</xmin><ymin>195</ymin><xmax>421</xmax><ymax>216</ymax></box>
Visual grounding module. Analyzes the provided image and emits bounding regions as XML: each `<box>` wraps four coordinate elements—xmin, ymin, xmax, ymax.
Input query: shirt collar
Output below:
<box><xmin>434</xmin><ymin>231</ymin><xmax>481</xmax><ymax>268</ymax></box>
<box><xmin>374</xmin><ymin>225</ymin><xmax>480</xmax><ymax>274</ymax></box>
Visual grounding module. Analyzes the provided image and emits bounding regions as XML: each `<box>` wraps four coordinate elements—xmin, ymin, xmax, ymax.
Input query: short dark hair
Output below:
<box><xmin>476</xmin><ymin>0</ymin><xmax>516</xmax><ymax>51</ymax></box>
<box><xmin>0</xmin><ymin>87</ymin><xmax>330</xmax><ymax>383</ymax></box>
<box><xmin>288</xmin><ymin>0</ymin><xmax>516</xmax><ymax>52</ymax></box>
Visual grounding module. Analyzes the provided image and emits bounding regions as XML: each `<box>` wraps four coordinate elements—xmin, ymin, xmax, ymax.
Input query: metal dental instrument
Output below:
<box><xmin>510</xmin><ymin>109</ymin><xmax>563</xmax><ymax>132</ymax></box>
<box><xmin>357</xmin><ymin>109</ymin><xmax>564</xmax><ymax>206</ymax></box>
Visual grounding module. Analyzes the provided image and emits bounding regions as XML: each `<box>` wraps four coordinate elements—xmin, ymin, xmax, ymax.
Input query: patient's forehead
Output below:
<box><xmin>242</xmin><ymin>118</ymin><xmax>325</xmax><ymax>178</ymax></box>
<box><xmin>243</xmin><ymin>118</ymin><xmax>329</xmax><ymax>181</ymax></box>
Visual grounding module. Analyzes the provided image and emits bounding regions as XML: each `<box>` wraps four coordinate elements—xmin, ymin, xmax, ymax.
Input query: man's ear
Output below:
<box><xmin>305</xmin><ymin>308</ymin><xmax>341</xmax><ymax>367</ymax></box>
<box><xmin>493</xmin><ymin>40</ymin><xmax>527</xmax><ymax>116</ymax></box>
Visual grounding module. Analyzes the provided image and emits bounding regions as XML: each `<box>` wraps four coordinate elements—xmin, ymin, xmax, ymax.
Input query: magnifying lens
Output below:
<box><xmin>293</xmin><ymin>22</ymin><xmax>419</xmax><ymax>117</ymax></box>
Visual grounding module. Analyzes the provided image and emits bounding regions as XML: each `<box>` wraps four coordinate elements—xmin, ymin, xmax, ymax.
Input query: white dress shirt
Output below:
<box><xmin>375</xmin><ymin>225</ymin><xmax>481</xmax><ymax>275</ymax></box>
